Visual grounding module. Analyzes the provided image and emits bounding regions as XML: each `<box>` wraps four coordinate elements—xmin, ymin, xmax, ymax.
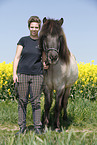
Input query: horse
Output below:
<box><xmin>39</xmin><ymin>17</ymin><xmax>78</xmax><ymax>130</ymax></box>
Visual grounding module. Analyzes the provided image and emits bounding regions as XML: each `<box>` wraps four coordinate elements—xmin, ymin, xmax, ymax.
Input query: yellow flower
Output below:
<box><xmin>80</xmin><ymin>90</ymin><xmax>83</xmax><ymax>93</ymax></box>
<box><xmin>92</xmin><ymin>84</ymin><xmax>94</xmax><ymax>87</ymax></box>
<box><xmin>8</xmin><ymin>89</ymin><xmax>10</xmax><ymax>92</ymax></box>
<box><xmin>53</xmin><ymin>90</ymin><xmax>56</xmax><ymax>93</ymax></box>
<box><xmin>91</xmin><ymin>60</ymin><xmax>94</xmax><ymax>63</ymax></box>
<box><xmin>8</xmin><ymin>91</ymin><xmax>11</xmax><ymax>95</ymax></box>
<box><xmin>4</xmin><ymin>81</ymin><xmax>7</xmax><ymax>85</ymax></box>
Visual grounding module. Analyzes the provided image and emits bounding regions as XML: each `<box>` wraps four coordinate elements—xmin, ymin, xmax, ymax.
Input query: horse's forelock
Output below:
<box><xmin>40</xmin><ymin>19</ymin><xmax>63</xmax><ymax>37</ymax></box>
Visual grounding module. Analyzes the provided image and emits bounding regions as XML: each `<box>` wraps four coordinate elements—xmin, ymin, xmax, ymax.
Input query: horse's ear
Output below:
<box><xmin>59</xmin><ymin>18</ymin><xmax>64</xmax><ymax>25</ymax></box>
<box><xmin>43</xmin><ymin>17</ymin><xmax>47</xmax><ymax>23</ymax></box>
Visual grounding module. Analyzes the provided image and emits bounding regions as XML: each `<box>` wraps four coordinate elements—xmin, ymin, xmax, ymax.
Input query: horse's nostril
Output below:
<box><xmin>48</xmin><ymin>51</ymin><xmax>58</xmax><ymax>63</ymax></box>
<box><xmin>50</xmin><ymin>55</ymin><xmax>53</xmax><ymax>60</ymax></box>
<box><xmin>49</xmin><ymin>54</ymin><xmax>57</xmax><ymax>61</ymax></box>
<box><xmin>53</xmin><ymin>55</ymin><xmax>57</xmax><ymax>60</ymax></box>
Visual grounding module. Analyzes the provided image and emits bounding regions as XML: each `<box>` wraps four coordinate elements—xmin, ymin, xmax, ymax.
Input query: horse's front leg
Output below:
<box><xmin>43</xmin><ymin>86</ymin><xmax>53</xmax><ymax>127</ymax></box>
<box><xmin>54</xmin><ymin>89</ymin><xmax>65</xmax><ymax>129</ymax></box>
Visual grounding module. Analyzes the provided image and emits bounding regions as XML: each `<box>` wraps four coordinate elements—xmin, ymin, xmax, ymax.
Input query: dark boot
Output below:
<box><xmin>15</xmin><ymin>126</ymin><xmax>27</xmax><ymax>135</ymax></box>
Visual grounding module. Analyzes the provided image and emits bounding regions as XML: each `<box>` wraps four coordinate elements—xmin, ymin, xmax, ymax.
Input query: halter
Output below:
<box><xmin>47</xmin><ymin>47</ymin><xmax>59</xmax><ymax>53</ymax></box>
<box><xmin>45</xmin><ymin>47</ymin><xmax>59</xmax><ymax>65</ymax></box>
<box><xmin>43</xmin><ymin>39</ymin><xmax>60</xmax><ymax>64</ymax></box>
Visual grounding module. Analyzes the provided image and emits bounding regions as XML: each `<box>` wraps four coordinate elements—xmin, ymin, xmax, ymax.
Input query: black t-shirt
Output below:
<box><xmin>17</xmin><ymin>36</ymin><xmax>43</xmax><ymax>75</ymax></box>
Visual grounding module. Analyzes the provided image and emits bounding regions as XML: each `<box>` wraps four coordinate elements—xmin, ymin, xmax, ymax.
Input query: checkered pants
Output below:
<box><xmin>17</xmin><ymin>74</ymin><xmax>43</xmax><ymax>129</ymax></box>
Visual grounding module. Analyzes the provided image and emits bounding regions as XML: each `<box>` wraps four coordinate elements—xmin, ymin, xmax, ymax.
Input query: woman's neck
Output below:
<box><xmin>30</xmin><ymin>35</ymin><xmax>38</xmax><ymax>40</ymax></box>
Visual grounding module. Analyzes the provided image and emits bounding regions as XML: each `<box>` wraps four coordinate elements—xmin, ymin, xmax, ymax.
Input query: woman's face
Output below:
<box><xmin>29</xmin><ymin>22</ymin><xmax>40</xmax><ymax>38</ymax></box>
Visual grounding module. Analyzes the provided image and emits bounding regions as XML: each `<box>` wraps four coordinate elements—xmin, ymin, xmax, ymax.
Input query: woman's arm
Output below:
<box><xmin>13</xmin><ymin>45</ymin><xmax>23</xmax><ymax>83</ymax></box>
<box><xmin>42</xmin><ymin>51</ymin><xmax>49</xmax><ymax>69</ymax></box>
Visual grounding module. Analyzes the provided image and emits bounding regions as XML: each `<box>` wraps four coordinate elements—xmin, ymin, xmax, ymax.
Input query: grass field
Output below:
<box><xmin>0</xmin><ymin>97</ymin><xmax>97</xmax><ymax>145</ymax></box>
<box><xmin>0</xmin><ymin>61</ymin><xmax>97</xmax><ymax>144</ymax></box>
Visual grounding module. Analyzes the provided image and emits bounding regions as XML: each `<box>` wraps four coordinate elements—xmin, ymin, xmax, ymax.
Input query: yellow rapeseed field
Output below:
<box><xmin>0</xmin><ymin>61</ymin><xmax>13</xmax><ymax>99</ymax></box>
<box><xmin>0</xmin><ymin>61</ymin><xmax>97</xmax><ymax>100</ymax></box>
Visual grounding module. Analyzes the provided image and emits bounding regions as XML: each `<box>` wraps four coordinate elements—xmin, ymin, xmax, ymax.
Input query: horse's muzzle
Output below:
<box><xmin>47</xmin><ymin>48</ymin><xmax>59</xmax><ymax>64</ymax></box>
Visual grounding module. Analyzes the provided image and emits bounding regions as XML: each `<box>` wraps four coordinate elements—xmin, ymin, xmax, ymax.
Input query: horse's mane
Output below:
<box><xmin>39</xmin><ymin>18</ymin><xmax>70</xmax><ymax>64</ymax></box>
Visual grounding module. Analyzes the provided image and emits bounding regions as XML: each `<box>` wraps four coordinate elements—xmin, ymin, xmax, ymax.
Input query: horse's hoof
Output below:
<box><xmin>43</xmin><ymin>125</ymin><xmax>48</xmax><ymax>133</ymax></box>
<box><xmin>55</xmin><ymin>128</ymin><xmax>61</xmax><ymax>133</ymax></box>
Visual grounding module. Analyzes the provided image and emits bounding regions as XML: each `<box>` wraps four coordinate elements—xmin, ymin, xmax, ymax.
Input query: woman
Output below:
<box><xmin>13</xmin><ymin>16</ymin><xmax>46</xmax><ymax>134</ymax></box>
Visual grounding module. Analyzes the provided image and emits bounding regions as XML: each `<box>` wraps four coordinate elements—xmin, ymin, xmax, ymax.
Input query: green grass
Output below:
<box><xmin>1</xmin><ymin>128</ymin><xmax>97</xmax><ymax>145</ymax></box>
<box><xmin>0</xmin><ymin>97</ymin><xmax>97</xmax><ymax>145</ymax></box>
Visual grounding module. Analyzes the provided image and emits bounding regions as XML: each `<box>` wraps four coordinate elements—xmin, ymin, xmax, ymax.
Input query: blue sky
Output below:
<box><xmin>0</xmin><ymin>0</ymin><xmax>97</xmax><ymax>64</ymax></box>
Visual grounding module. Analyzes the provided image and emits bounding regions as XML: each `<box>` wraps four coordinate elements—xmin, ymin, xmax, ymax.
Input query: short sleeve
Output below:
<box><xmin>17</xmin><ymin>37</ymin><xmax>25</xmax><ymax>47</ymax></box>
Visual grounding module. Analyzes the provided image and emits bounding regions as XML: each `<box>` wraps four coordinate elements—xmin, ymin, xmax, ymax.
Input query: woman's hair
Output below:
<box><xmin>28</xmin><ymin>16</ymin><xmax>41</xmax><ymax>29</ymax></box>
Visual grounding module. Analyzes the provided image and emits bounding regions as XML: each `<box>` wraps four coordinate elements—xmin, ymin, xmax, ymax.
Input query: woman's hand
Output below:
<box><xmin>13</xmin><ymin>74</ymin><xmax>18</xmax><ymax>83</ymax></box>
<box><xmin>43</xmin><ymin>62</ymin><xmax>49</xmax><ymax>69</ymax></box>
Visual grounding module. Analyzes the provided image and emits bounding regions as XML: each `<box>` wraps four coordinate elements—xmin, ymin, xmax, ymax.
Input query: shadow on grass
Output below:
<box><xmin>60</xmin><ymin>114</ymin><xmax>74</xmax><ymax>130</ymax></box>
<box><xmin>27</xmin><ymin>125</ymin><xmax>34</xmax><ymax>131</ymax></box>
<box><xmin>41</xmin><ymin>110</ymin><xmax>74</xmax><ymax>131</ymax></box>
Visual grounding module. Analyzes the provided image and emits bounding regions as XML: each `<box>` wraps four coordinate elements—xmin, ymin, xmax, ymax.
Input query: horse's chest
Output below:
<box><xmin>44</xmin><ymin>56</ymin><xmax>78</xmax><ymax>90</ymax></box>
<box><xmin>44</xmin><ymin>64</ymin><xmax>67</xmax><ymax>90</ymax></box>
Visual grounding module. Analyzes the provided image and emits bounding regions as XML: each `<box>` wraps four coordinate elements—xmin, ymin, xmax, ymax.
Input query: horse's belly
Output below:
<box><xmin>44</xmin><ymin>75</ymin><xmax>66</xmax><ymax>90</ymax></box>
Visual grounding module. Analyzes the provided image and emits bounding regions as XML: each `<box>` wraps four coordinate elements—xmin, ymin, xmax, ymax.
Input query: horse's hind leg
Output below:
<box><xmin>43</xmin><ymin>86</ymin><xmax>53</xmax><ymax>127</ymax></box>
<box><xmin>62</xmin><ymin>87</ymin><xmax>70</xmax><ymax>120</ymax></box>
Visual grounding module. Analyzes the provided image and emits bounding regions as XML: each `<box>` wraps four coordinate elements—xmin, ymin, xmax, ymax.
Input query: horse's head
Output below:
<box><xmin>39</xmin><ymin>17</ymin><xmax>70</xmax><ymax>65</ymax></box>
<box><xmin>42</xmin><ymin>34</ymin><xmax>61</xmax><ymax>64</ymax></box>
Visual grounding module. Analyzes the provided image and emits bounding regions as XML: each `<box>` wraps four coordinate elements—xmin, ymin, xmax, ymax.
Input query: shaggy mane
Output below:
<box><xmin>39</xmin><ymin>19</ymin><xmax>70</xmax><ymax>64</ymax></box>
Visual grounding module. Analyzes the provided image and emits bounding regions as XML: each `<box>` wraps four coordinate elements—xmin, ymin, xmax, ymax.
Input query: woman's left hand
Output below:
<box><xmin>43</xmin><ymin>62</ymin><xmax>49</xmax><ymax>69</ymax></box>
